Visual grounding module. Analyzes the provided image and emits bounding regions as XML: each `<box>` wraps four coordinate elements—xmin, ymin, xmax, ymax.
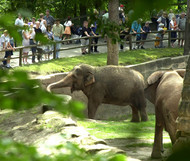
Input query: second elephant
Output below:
<box><xmin>47</xmin><ymin>64</ymin><xmax>148</xmax><ymax>122</ymax></box>
<box><xmin>145</xmin><ymin>69</ymin><xmax>185</xmax><ymax>159</ymax></box>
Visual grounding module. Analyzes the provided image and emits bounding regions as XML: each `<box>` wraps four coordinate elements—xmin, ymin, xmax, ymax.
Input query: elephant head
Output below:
<box><xmin>47</xmin><ymin>64</ymin><xmax>96</xmax><ymax>93</ymax></box>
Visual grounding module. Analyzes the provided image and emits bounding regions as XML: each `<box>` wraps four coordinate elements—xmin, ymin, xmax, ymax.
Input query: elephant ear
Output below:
<box><xmin>84</xmin><ymin>72</ymin><xmax>95</xmax><ymax>86</ymax></box>
<box><xmin>175</xmin><ymin>69</ymin><xmax>186</xmax><ymax>78</ymax></box>
<box><xmin>145</xmin><ymin>71</ymin><xmax>165</xmax><ymax>104</ymax></box>
<box><xmin>147</xmin><ymin>71</ymin><xmax>165</xmax><ymax>85</ymax></box>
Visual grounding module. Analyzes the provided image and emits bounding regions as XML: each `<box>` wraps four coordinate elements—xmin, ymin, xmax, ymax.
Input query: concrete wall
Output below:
<box><xmin>38</xmin><ymin>55</ymin><xmax>189</xmax><ymax>120</ymax></box>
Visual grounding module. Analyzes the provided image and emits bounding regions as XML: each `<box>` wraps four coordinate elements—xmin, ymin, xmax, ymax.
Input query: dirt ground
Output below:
<box><xmin>0</xmin><ymin>108</ymin><xmax>171</xmax><ymax>161</ymax></box>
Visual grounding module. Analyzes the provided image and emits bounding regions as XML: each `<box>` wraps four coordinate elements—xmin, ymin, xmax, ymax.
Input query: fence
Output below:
<box><xmin>0</xmin><ymin>30</ymin><xmax>185</xmax><ymax>67</ymax></box>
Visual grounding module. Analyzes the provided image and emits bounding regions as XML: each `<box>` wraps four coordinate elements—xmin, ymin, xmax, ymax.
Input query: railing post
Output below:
<box><xmin>88</xmin><ymin>36</ymin><xmax>92</xmax><ymax>54</ymax></box>
<box><xmin>53</xmin><ymin>42</ymin><xmax>56</xmax><ymax>59</ymax></box>
<box><xmin>129</xmin><ymin>34</ymin><xmax>132</xmax><ymax>50</ymax></box>
<box><xmin>19</xmin><ymin>48</ymin><xmax>23</xmax><ymax>66</ymax></box>
<box><xmin>168</xmin><ymin>30</ymin><xmax>171</xmax><ymax>48</ymax></box>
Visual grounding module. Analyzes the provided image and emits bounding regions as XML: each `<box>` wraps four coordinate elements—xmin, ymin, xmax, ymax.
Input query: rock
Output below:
<box><xmin>37</xmin><ymin>111</ymin><xmax>77</xmax><ymax>127</ymax></box>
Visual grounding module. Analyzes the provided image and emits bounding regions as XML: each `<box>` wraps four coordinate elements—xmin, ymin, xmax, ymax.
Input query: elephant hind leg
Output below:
<box><xmin>131</xmin><ymin>92</ymin><xmax>148</xmax><ymax>122</ymax></box>
<box><xmin>131</xmin><ymin>106</ymin><xmax>140</xmax><ymax>122</ymax></box>
<box><xmin>164</xmin><ymin>112</ymin><xmax>177</xmax><ymax>144</ymax></box>
<box><xmin>151</xmin><ymin>106</ymin><xmax>164</xmax><ymax>159</ymax></box>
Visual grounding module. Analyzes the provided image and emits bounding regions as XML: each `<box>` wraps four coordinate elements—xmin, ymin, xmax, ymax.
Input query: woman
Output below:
<box><xmin>39</xmin><ymin>13</ymin><xmax>47</xmax><ymax>33</ymax></box>
<box><xmin>22</xmin><ymin>24</ymin><xmax>31</xmax><ymax>64</ymax></box>
<box><xmin>170</xmin><ymin>16</ymin><xmax>178</xmax><ymax>48</ymax></box>
<box><xmin>45</xmin><ymin>25</ymin><xmax>53</xmax><ymax>60</ymax></box>
<box><xmin>63</xmin><ymin>16</ymin><xmax>73</xmax><ymax>44</ymax></box>
<box><xmin>130</xmin><ymin>19</ymin><xmax>144</xmax><ymax>49</ymax></box>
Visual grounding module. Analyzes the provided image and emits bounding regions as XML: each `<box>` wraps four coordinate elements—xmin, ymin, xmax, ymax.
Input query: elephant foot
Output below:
<box><xmin>151</xmin><ymin>151</ymin><xmax>162</xmax><ymax>159</ymax></box>
<box><xmin>141</xmin><ymin>115</ymin><xmax>148</xmax><ymax>122</ymax></box>
<box><xmin>131</xmin><ymin>117</ymin><xmax>140</xmax><ymax>122</ymax></box>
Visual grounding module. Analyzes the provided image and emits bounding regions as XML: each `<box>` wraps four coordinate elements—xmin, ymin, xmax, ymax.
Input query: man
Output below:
<box><xmin>52</xmin><ymin>19</ymin><xmax>64</xmax><ymax>58</ymax></box>
<box><xmin>178</xmin><ymin>12</ymin><xmax>186</xmax><ymax>47</ymax></box>
<box><xmin>44</xmin><ymin>9</ymin><xmax>55</xmax><ymax>27</ymax></box>
<box><xmin>15</xmin><ymin>13</ymin><xmax>24</xmax><ymax>27</ymax></box>
<box><xmin>33</xmin><ymin>21</ymin><xmax>42</xmax><ymax>62</ymax></box>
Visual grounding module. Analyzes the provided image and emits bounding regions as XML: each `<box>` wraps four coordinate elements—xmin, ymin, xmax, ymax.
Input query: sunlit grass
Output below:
<box><xmin>15</xmin><ymin>48</ymin><xmax>183</xmax><ymax>75</ymax></box>
<box><xmin>78</xmin><ymin>115</ymin><xmax>170</xmax><ymax>140</ymax></box>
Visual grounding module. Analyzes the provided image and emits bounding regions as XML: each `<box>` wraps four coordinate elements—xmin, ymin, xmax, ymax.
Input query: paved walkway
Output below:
<box><xmin>5</xmin><ymin>33</ymin><xmax>173</xmax><ymax>68</ymax></box>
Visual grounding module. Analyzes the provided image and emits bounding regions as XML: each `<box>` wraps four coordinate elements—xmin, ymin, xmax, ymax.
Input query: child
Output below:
<box><xmin>1</xmin><ymin>30</ymin><xmax>14</xmax><ymax>68</ymax></box>
<box><xmin>141</xmin><ymin>22</ymin><xmax>151</xmax><ymax>49</ymax></box>
<box><xmin>155</xmin><ymin>23</ymin><xmax>166</xmax><ymax>48</ymax></box>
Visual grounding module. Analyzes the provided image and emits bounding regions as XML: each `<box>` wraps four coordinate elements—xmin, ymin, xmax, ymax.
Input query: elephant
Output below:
<box><xmin>47</xmin><ymin>64</ymin><xmax>148</xmax><ymax>122</ymax></box>
<box><xmin>144</xmin><ymin>69</ymin><xmax>185</xmax><ymax>159</ymax></box>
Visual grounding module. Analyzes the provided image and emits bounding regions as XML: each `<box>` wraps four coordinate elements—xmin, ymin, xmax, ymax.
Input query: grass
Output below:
<box><xmin>78</xmin><ymin>115</ymin><xmax>170</xmax><ymax>140</ymax></box>
<box><xmin>15</xmin><ymin>48</ymin><xmax>183</xmax><ymax>75</ymax></box>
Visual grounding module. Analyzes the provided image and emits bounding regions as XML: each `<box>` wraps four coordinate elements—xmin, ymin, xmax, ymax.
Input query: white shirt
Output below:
<box><xmin>15</xmin><ymin>18</ymin><xmax>24</xmax><ymax>26</ymax></box>
<box><xmin>168</xmin><ymin>13</ymin><xmax>175</xmax><ymax>21</ymax></box>
<box><xmin>64</xmin><ymin>20</ymin><xmax>72</xmax><ymax>27</ymax></box>
<box><xmin>1</xmin><ymin>34</ymin><xmax>10</xmax><ymax>48</ymax></box>
<box><xmin>29</xmin><ymin>28</ymin><xmax>36</xmax><ymax>39</ymax></box>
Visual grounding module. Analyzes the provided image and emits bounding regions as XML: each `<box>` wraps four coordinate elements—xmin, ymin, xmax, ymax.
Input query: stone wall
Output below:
<box><xmin>38</xmin><ymin>55</ymin><xmax>189</xmax><ymax>120</ymax></box>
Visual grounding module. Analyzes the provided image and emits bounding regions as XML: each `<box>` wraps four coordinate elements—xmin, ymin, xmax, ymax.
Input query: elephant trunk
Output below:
<box><xmin>47</xmin><ymin>73</ymin><xmax>73</xmax><ymax>92</ymax></box>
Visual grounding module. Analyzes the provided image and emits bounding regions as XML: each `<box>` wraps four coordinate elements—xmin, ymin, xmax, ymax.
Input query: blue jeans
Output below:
<box><xmin>54</xmin><ymin>36</ymin><xmax>61</xmax><ymax>58</ymax></box>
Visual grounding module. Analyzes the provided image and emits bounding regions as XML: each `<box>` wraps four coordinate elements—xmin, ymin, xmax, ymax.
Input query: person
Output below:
<box><xmin>168</xmin><ymin>9</ymin><xmax>175</xmax><ymax>21</ymax></box>
<box><xmin>52</xmin><ymin>18</ymin><xmax>64</xmax><ymax>58</ymax></box>
<box><xmin>45</xmin><ymin>25</ymin><xmax>53</xmax><ymax>60</ymax></box>
<box><xmin>1</xmin><ymin>30</ymin><xmax>14</xmax><ymax>68</ymax></box>
<box><xmin>63</xmin><ymin>16</ymin><xmax>73</xmax><ymax>44</ymax></box>
<box><xmin>119</xmin><ymin>20</ymin><xmax>129</xmax><ymax>51</ymax></box>
<box><xmin>29</xmin><ymin>24</ymin><xmax>36</xmax><ymax>63</ymax></box>
<box><xmin>157</xmin><ymin>12</ymin><xmax>167</xmax><ymax>28</ymax></box>
<box><xmin>15</xmin><ymin>13</ymin><xmax>24</xmax><ymax>28</ymax></box>
<box><xmin>170</xmin><ymin>16</ymin><xmax>178</xmax><ymax>48</ymax></box>
<box><xmin>22</xmin><ymin>24</ymin><xmax>31</xmax><ymax>64</ymax></box>
<box><xmin>31</xmin><ymin>17</ymin><xmax>36</xmax><ymax>28</ymax></box>
<box><xmin>130</xmin><ymin>19</ymin><xmax>144</xmax><ymax>49</ymax></box>
<box><xmin>81</xmin><ymin>20</ymin><xmax>96</xmax><ymax>55</ymax></box>
<box><xmin>178</xmin><ymin>12</ymin><xmax>186</xmax><ymax>47</ymax></box>
<box><xmin>155</xmin><ymin>23</ymin><xmax>166</xmax><ymax>48</ymax></box>
<box><xmin>44</xmin><ymin>9</ymin><xmax>55</xmax><ymax>28</ymax></box>
<box><xmin>33</xmin><ymin>21</ymin><xmax>42</xmax><ymax>62</ymax></box>
<box><xmin>90</xmin><ymin>22</ymin><xmax>99</xmax><ymax>53</ymax></box>
<box><xmin>39</xmin><ymin>13</ymin><xmax>47</xmax><ymax>34</ymax></box>
<box><xmin>141</xmin><ymin>21</ymin><xmax>151</xmax><ymax>49</ymax></box>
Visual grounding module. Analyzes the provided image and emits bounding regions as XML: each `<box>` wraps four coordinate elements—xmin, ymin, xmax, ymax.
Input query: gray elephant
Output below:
<box><xmin>47</xmin><ymin>64</ymin><xmax>148</xmax><ymax>122</ymax></box>
<box><xmin>145</xmin><ymin>69</ymin><xmax>185</xmax><ymax>159</ymax></box>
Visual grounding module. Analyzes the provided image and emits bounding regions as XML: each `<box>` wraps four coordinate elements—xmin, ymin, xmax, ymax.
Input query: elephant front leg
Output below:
<box><xmin>87</xmin><ymin>98</ymin><xmax>101</xmax><ymax>119</ymax></box>
<box><xmin>131</xmin><ymin>106</ymin><xmax>140</xmax><ymax>122</ymax></box>
<box><xmin>151</xmin><ymin>111</ymin><xmax>164</xmax><ymax>159</ymax></box>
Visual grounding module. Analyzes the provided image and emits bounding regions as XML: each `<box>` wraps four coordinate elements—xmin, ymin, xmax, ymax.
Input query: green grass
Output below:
<box><xmin>15</xmin><ymin>48</ymin><xmax>183</xmax><ymax>75</ymax></box>
<box><xmin>78</xmin><ymin>115</ymin><xmax>170</xmax><ymax>140</ymax></box>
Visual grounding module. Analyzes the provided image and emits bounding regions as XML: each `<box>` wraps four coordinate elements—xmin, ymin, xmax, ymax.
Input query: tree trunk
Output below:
<box><xmin>107</xmin><ymin>0</ymin><xmax>119</xmax><ymax>65</ymax></box>
<box><xmin>184</xmin><ymin>0</ymin><xmax>190</xmax><ymax>55</ymax></box>
<box><xmin>79</xmin><ymin>3</ymin><xmax>87</xmax><ymax>24</ymax></box>
<box><xmin>175</xmin><ymin>0</ymin><xmax>190</xmax><ymax>148</ymax></box>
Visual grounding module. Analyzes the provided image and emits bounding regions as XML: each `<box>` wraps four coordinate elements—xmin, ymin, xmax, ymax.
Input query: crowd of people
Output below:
<box><xmin>0</xmin><ymin>6</ymin><xmax>187</xmax><ymax>68</ymax></box>
<box><xmin>129</xmin><ymin>9</ymin><xmax>186</xmax><ymax>50</ymax></box>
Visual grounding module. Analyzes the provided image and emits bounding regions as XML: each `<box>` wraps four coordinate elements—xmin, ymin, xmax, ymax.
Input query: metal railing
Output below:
<box><xmin>0</xmin><ymin>30</ymin><xmax>184</xmax><ymax>67</ymax></box>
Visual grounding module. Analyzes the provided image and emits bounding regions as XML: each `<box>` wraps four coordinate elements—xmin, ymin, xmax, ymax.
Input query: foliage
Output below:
<box><xmin>0</xmin><ymin>70</ymin><xmax>85</xmax><ymax>117</ymax></box>
<box><xmin>0</xmin><ymin>138</ymin><xmax>126</xmax><ymax>161</ymax></box>
<box><xmin>16</xmin><ymin>48</ymin><xmax>183</xmax><ymax>75</ymax></box>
